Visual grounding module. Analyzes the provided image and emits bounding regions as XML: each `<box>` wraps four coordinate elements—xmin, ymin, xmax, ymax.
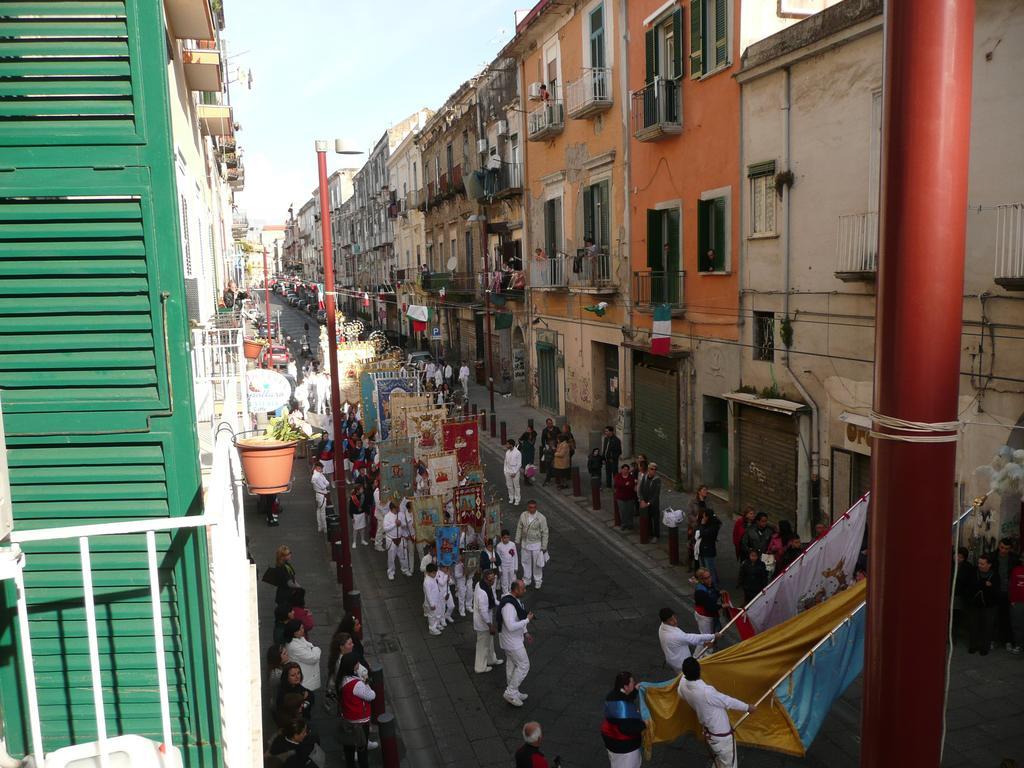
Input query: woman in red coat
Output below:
<box><xmin>732</xmin><ymin>506</ymin><xmax>756</xmax><ymax>561</ymax></box>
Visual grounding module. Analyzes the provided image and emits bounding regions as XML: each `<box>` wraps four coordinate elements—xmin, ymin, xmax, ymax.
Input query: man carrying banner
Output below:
<box><xmin>311</xmin><ymin>461</ymin><xmax>330</xmax><ymax>534</ymax></box>
<box><xmin>473</xmin><ymin>569</ymin><xmax>503</xmax><ymax>673</ymax></box>
<box><xmin>657</xmin><ymin>608</ymin><xmax>715</xmax><ymax>673</ymax></box>
<box><xmin>678</xmin><ymin>657</ymin><xmax>755</xmax><ymax>768</ymax></box>
<box><xmin>383</xmin><ymin>501</ymin><xmax>401</xmax><ymax>581</ymax></box>
<box><xmin>397</xmin><ymin>496</ymin><xmax>415</xmax><ymax>577</ymax></box>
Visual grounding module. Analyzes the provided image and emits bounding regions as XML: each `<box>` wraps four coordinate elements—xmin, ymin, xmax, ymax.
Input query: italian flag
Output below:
<box><xmin>651</xmin><ymin>304</ymin><xmax>671</xmax><ymax>355</ymax></box>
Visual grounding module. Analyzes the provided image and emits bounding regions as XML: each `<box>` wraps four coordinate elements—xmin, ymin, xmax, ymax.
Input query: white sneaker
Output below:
<box><xmin>351</xmin><ymin>542</ymin><xmax>357</xmax><ymax>549</ymax></box>
<box><xmin>476</xmin><ymin>666</ymin><xmax>493</xmax><ymax>674</ymax></box>
<box><xmin>429</xmin><ymin>629</ymin><xmax>442</xmax><ymax>636</ymax></box>
<box><xmin>367</xmin><ymin>740</ymin><xmax>379</xmax><ymax>750</ymax></box>
<box><xmin>491</xmin><ymin>659</ymin><xmax>504</xmax><ymax>666</ymax></box>
<box><xmin>503</xmin><ymin>692</ymin><xmax>523</xmax><ymax>707</ymax></box>
<box><xmin>518</xmin><ymin>692</ymin><xmax>529</xmax><ymax>700</ymax></box>
<box><xmin>508</xmin><ymin>498</ymin><xmax>513</xmax><ymax>504</ymax></box>
<box><xmin>387</xmin><ymin>573</ymin><xmax>395</xmax><ymax>581</ymax></box>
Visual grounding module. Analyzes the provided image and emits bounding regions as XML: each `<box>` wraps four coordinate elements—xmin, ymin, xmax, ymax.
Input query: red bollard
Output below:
<box><xmin>462</xmin><ymin>401</ymin><xmax>469</xmax><ymax>416</ymax></box>
<box><xmin>332</xmin><ymin>540</ymin><xmax>344</xmax><ymax>563</ymax></box>
<box><xmin>369</xmin><ymin>662</ymin><xmax>385</xmax><ymax>722</ymax></box>
<box><xmin>613</xmin><ymin>496</ymin><xmax>621</xmax><ymax>527</ymax></box>
<box><xmin>668</xmin><ymin>526</ymin><xmax>680</xmax><ymax>565</ymax></box>
<box><xmin>639</xmin><ymin>513</ymin><xmax>651</xmax><ymax>544</ymax></box>
<box><xmin>571</xmin><ymin>465</ymin><xmax>582</xmax><ymax>496</ymax></box>
<box><xmin>378</xmin><ymin>713</ymin><xmax>399</xmax><ymax>768</ymax></box>
<box><xmin>489</xmin><ymin>412</ymin><xmax>497</xmax><ymax>438</ymax></box>
<box><xmin>344</xmin><ymin>590</ymin><xmax>362</xmax><ymax>627</ymax></box>
<box><xmin>336</xmin><ymin>562</ymin><xmax>345</xmax><ymax>583</ymax></box>
<box><xmin>500</xmin><ymin>420</ymin><xmax>507</xmax><ymax>444</ymax></box>
<box><xmin>590</xmin><ymin>476</ymin><xmax>601</xmax><ymax>511</ymax></box>
<box><xmin>479</xmin><ymin>410</ymin><xmax>486</xmax><ymax>431</ymax></box>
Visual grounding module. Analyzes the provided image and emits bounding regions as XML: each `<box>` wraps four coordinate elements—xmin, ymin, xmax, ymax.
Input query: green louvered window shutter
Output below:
<box><xmin>698</xmin><ymin>199</ymin><xmax>710</xmax><ymax>270</ymax></box>
<box><xmin>645</xmin><ymin>28</ymin><xmax>658</xmax><ymax>83</ymax></box>
<box><xmin>583</xmin><ymin>185</ymin><xmax>594</xmax><ymax>242</ymax></box>
<box><xmin>715</xmin><ymin>0</ymin><xmax>729</xmax><ymax>68</ymax></box>
<box><xmin>714</xmin><ymin>196</ymin><xmax>727</xmax><ymax>270</ymax></box>
<box><xmin>671</xmin><ymin>8</ymin><xmax>684</xmax><ymax>79</ymax></box>
<box><xmin>690</xmin><ymin>0</ymin><xmax>704</xmax><ymax>78</ymax></box>
<box><xmin>647</xmin><ymin>209</ymin><xmax>663</xmax><ymax>270</ymax></box>
<box><xmin>598</xmin><ymin>180</ymin><xmax>610</xmax><ymax>249</ymax></box>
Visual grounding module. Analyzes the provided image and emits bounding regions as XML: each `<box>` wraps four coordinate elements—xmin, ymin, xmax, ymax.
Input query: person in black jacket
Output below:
<box><xmin>737</xmin><ymin>548</ymin><xmax>769</xmax><ymax>605</ymax></box>
<box><xmin>587</xmin><ymin>448</ymin><xmax>604</xmax><ymax>481</ymax></box>
<box><xmin>952</xmin><ymin>546</ymin><xmax>975</xmax><ymax>644</ymax></box>
<box><xmin>696</xmin><ymin>509</ymin><xmax>722</xmax><ymax>588</ymax></box>
<box><xmin>267</xmin><ymin>719</ymin><xmax>320</xmax><ymax>768</ymax></box>
<box><xmin>600</xmin><ymin>671</ymin><xmax>645</xmax><ymax>766</ymax></box>
<box><xmin>637</xmin><ymin>463</ymin><xmax>662</xmax><ymax>543</ymax></box>
<box><xmin>600</xmin><ymin>426</ymin><xmax>622</xmax><ymax>488</ymax></box>
<box><xmin>969</xmin><ymin>554</ymin><xmax>1000</xmax><ymax>655</ymax></box>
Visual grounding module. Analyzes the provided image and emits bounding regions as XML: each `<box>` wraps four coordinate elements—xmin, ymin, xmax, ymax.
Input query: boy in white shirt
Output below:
<box><xmin>422</xmin><ymin>564</ymin><xmax>445</xmax><ymax>636</ymax></box>
<box><xmin>396</xmin><ymin>497</ymin><xmax>414</xmax><ymax>576</ymax></box>
<box><xmin>421</xmin><ymin>544</ymin><xmax>435</xmax><ymax>617</ymax></box>
<box><xmin>496</xmin><ymin>530</ymin><xmax>519</xmax><ymax>596</ymax></box>
<box><xmin>437</xmin><ymin>565</ymin><xmax>455</xmax><ymax>625</ymax></box>
<box><xmin>454</xmin><ymin>554</ymin><xmax>473</xmax><ymax>617</ymax></box>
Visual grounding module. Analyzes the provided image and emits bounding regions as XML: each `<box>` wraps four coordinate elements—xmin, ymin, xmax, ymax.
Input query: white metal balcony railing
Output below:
<box><xmin>835</xmin><ymin>211</ymin><xmax>879</xmax><ymax>278</ymax></box>
<box><xmin>568</xmin><ymin>248</ymin><xmax>614</xmax><ymax>289</ymax></box>
<box><xmin>527</xmin><ymin>102</ymin><xmax>565</xmax><ymax>141</ymax></box>
<box><xmin>995</xmin><ymin>202</ymin><xmax>1024</xmax><ymax>288</ymax></box>
<box><xmin>1</xmin><ymin>425</ymin><xmax>259</xmax><ymax>768</ymax></box>
<box><xmin>530</xmin><ymin>253</ymin><xmax>567</xmax><ymax>288</ymax></box>
<box><xmin>192</xmin><ymin>328</ymin><xmax>250</xmax><ymax>469</ymax></box>
<box><xmin>565</xmin><ymin>67</ymin><xmax>612</xmax><ymax>119</ymax></box>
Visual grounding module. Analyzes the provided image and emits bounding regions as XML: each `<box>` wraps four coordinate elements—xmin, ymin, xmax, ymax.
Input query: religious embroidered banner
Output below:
<box><xmin>359</xmin><ymin>371</ymin><xmax>379</xmax><ymax>435</ymax></box>
<box><xmin>425</xmin><ymin>451</ymin><xmax>459</xmax><ymax>496</ymax></box>
<box><xmin>336</xmin><ymin>341</ymin><xmax>377</xmax><ymax>406</ymax></box>
<box><xmin>453</xmin><ymin>483</ymin><xmax>485</xmax><ymax>530</ymax></box>
<box><xmin>388</xmin><ymin>393</ymin><xmax>431</xmax><ymax>439</ymax></box>
<box><xmin>435</xmin><ymin>525</ymin><xmax>460</xmax><ymax>567</ymax></box>
<box><xmin>442</xmin><ymin>419</ymin><xmax>480</xmax><ymax>470</ymax></box>
<box><xmin>376</xmin><ymin>376</ymin><xmax>419</xmax><ymax>440</ymax></box>
<box><xmin>378</xmin><ymin>437</ymin><xmax>415</xmax><ymax>501</ymax></box>
<box><xmin>406</xmin><ymin>405</ymin><xmax>447</xmax><ymax>459</ymax></box>
<box><xmin>462</xmin><ymin>464</ymin><xmax>485</xmax><ymax>486</ymax></box>
<box><xmin>412</xmin><ymin>494</ymin><xmax>445</xmax><ymax>545</ymax></box>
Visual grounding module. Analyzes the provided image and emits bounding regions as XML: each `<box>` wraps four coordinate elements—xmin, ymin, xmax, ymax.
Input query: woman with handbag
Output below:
<box><xmin>272</xmin><ymin>546</ymin><xmax>300</xmax><ymax>607</ymax></box>
<box><xmin>338</xmin><ymin>652</ymin><xmax>377</xmax><ymax>767</ymax></box>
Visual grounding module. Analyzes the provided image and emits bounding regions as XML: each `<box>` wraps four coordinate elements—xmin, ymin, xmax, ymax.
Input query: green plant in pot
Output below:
<box><xmin>234</xmin><ymin>412</ymin><xmax>315</xmax><ymax>494</ymax></box>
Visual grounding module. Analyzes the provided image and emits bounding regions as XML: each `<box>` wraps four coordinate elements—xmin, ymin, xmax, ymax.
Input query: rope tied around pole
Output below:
<box><xmin>868</xmin><ymin>410</ymin><xmax>960</xmax><ymax>443</ymax></box>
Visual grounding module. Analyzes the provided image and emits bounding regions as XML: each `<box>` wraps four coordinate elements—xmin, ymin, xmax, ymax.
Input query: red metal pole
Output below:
<box><xmin>861</xmin><ymin>2</ymin><xmax>974</xmax><ymax>764</ymax></box>
<box><xmin>262</xmin><ymin>247</ymin><xmax>272</xmax><ymax>340</ymax></box>
<box><xmin>316</xmin><ymin>142</ymin><xmax>354</xmax><ymax>594</ymax></box>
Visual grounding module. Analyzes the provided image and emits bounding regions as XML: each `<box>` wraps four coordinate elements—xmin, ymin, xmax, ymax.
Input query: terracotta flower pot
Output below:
<box><xmin>243</xmin><ymin>339</ymin><xmax>265</xmax><ymax>360</ymax></box>
<box><xmin>234</xmin><ymin>437</ymin><xmax>297</xmax><ymax>494</ymax></box>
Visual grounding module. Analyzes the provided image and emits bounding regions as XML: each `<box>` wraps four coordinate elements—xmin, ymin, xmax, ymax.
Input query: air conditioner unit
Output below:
<box><xmin>528</xmin><ymin>82</ymin><xmax>545</xmax><ymax>101</ymax></box>
<box><xmin>497</xmin><ymin>120</ymin><xmax>509</xmax><ymax>136</ymax></box>
<box><xmin>476</xmin><ymin>138</ymin><xmax>488</xmax><ymax>154</ymax></box>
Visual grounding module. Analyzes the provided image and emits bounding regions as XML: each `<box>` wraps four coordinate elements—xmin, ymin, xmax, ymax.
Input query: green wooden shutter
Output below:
<box><xmin>672</xmin><ymin>8</ymin><xmax>684</xmax><ymax>79</ymax></box>
<box><xmin>715</xmin><ymin>0</ymin><xmax>729</xmax><ymax>67</ymax></box>
<box><xmin>645</xmin><ymin>28</ymin><xmax>658</xmax><ymax>83</ymax></box>
<box><xmin>583</xmin><ymin>185</ymin><xmax>594</xmax><ymax>242</ymax></box>
<box><xmin>690</xmin><ymin>0</ymin><xmax>704</xmax><ymax>78</ymax></box>
<box><xmin>698</xmin><ymin>199</ymin><xmax>710</xmax><ymax>270</ymax></box>
<box><xmin>714</xmin><ymin>196</ymin><xmax>727</xmax><ymax>270</ymax></box>
<box><xmin>647</xmin><ymin>209</ymin><xmax>663</xmax><ymax>269</ymax></box>
<box><xmin>599</xmin><ymin>181</ymin><xmax>610</xmax><ymax>249</ymax></box>
<box><xmin>666</xmin><ymin>207</ymin><xmax>681</xmax><ymax>274</ymax></box>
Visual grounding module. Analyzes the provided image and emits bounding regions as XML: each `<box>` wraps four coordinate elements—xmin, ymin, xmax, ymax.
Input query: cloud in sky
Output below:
<box><xmin>226</xmin><ymin>0</ymin><xmax>524</xmax><ymax>226</ymax></box>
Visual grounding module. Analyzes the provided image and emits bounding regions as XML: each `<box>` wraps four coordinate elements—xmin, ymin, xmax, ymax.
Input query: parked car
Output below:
<box><xmin>406</xmin><ymin>351</ymin><xmax>433</xmax><ymax>371</ymax></box>
<box><xmin>260</xmin><ymin>344</ymin><xmax>291</xmax><ymax>370</ymax></box>
<box><xmin>316</xmin><ymin>309</ymin><xmax>327</xmax><ymax>325</ymax></box>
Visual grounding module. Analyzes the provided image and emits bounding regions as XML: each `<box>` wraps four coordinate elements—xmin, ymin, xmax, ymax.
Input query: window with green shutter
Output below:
<box><xmin>583</xmin><ymin>180</ymin><xmax>610</xmax><ymax>250</ymax></box>
<box><xmin>646</xmin><ymin>10</ymin><xmax>684</xmax><ymax>82</ymax></box>
<box><xmin>698</xmin><ymin>196</ymin><xmax>728</xmax><ymax>272</ymax></box>
<box><xmin>690</xmin><ymin>0</ymin><xmax>729</xmax><ymax>78</ymax></box>
<box><xmin>544</xmin><ymin>197</ymin><xmax>562</xmax><ymax>256</ymax></box>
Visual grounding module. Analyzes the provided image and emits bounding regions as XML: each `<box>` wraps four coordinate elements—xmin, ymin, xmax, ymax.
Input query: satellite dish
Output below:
<box><xmin>446</xmin><ymin>256</ymin><xmax>458</xmax><ymax>271</ymax></box>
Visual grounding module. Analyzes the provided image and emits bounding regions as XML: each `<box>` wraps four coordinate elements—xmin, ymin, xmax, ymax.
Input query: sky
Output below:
<box><xmin>227</xmin><ymin>0</ymin><xmax>526</xmax><ymax>226</ymax></box>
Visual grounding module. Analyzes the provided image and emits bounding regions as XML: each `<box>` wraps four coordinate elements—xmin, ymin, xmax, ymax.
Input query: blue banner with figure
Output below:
<box><xmin>435</xmin><ymin>525</ymin><xmax>460</xmax><ymax>567</ymax></box>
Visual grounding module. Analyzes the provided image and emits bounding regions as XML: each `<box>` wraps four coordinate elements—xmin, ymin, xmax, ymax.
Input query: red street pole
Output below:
<box><xmin>861</xmin><ymin>2</ymin><xmax>974</xmax><ymax>765</ymax></box>
<box><xmin>316</xmin><ymin>141</ymin><xmax>354</xmax><ymax>594</ymax></box>
<box><xmin>262</xmin><ymin>247</ymin><xmax>272</xmax><ymax>340</ymax></box>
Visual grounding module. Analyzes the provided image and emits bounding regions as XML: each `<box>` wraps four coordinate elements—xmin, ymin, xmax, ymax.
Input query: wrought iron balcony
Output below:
<box><xmin>633</xmin><ymin>269</ymin><xmax>685</xmax><ymax>309</ymax></box>
<box><xmin>566</xmin><ymin>68</ymin><xmax>613</xmax><ymax>119</ymax></box>
<box><xmin>631</xmin><ymin>79</ymin><xmax>681</xmax><ymax>142</ymax></box>
<box><xmin>568</xmin><ymin>248</ymin><xmax>615</xmax><ymax>292</ymax></box>
<box><xmin>835</xmin><ymin>211</ymin><xmax>878</xmax><ymax>281</ymax></box>
<box><xmin>995</xmin><ymin>202</ymin><xmax>1024</xmax><ymax>290</ymax></box>
<box><xmin>530</xmin><ymin>253</ymin><xmax>568</xmax><ymax>289</ymax></box>
<box><xmin>482</xmin><ymin>162</ymin><xmax>523</xmax><ymax>199</ymax></box>
<box><xmin>527</xmin><ymin>102</ymin><xmax>565</xmax><ymax>141</ymax></box>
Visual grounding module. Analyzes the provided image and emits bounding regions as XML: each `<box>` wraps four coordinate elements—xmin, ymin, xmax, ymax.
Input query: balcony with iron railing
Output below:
<box><xmin>451</xmin><ymin>164</ymin><xmax>464</xmax><ymax>193</ymax></box>
<box><xmin>995</xmin><ymin>202</ymin><xmax>1024</xmax><ymax>290</ymax></box>
<box><xmin>566</xmin><ymin>68</ymin><xmax>613</xmax><ymax>119</ymax></box>
<box><xmin>631</xmin><ymin>79</ymin><xmax>681</xmax><ymax>142</ymax></box>
<box><xmin>484</xmin><ymin>162</ymin><xmax>523</xmax><ymax>199</ymax></box>
<box><xmin>530</xmin><ymin>253</ymin><xmax>568</xmax><ymax>289</ymax></box>
<box><xmin>482</xmin><ymin>269</ymin><xmax>526</xmax><ymax>300</ymax></box>
<box><xmin>527</xmin><ymin>102</ymin><xmax>565</xmax><ymax>141</ymax></box>
<box><xmin>835</xmin><ymin>211</ymin><xmax>878</xmax><ymax>281</ymax></box>
<box><xmin>568</xmin><ymin>248</ymin><xmax>615</xmax><ymax>293</ymax></box>
<box><xmin>633</xmin><ymin>269</ymin><xmax>685</xmax><ymax>310</ymax></box>
<box><xmin>406</xmin><ymin>188</ymin><xmax>421</xmax><ymax>212</ymax></box>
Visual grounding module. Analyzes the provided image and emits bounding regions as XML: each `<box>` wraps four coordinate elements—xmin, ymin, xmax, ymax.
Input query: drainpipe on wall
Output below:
<box><xmin>619</xmin><ymin>0</ymin><xmax>634</xmax><ymax>453</ymax></box>
<box><xmin>780</xmin><ymin>65</ymin><xmax>821</xmax><ymax>531</ymax></box>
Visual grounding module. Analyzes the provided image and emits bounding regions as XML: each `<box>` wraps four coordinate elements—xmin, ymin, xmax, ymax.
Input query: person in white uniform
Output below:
<box><xmin>473</xmin><ymin>569</ymin><xmax>503</xmax><ymax>673</ymax></box>
<box><xmin>658</xmin><ymin>607</ymin><xmax>716</xmax><ymax>673</ymax></box>
<box><xmin>437</xmin><ymin>565</ymin><xmax>455</xmax><ymax>624</ymax></box>
<box><xmin>496</xmin><ymin>530</ymin><xmax>519</xmax><ymax>596</ymax></box>
<box><xmin>423</xmin><ymin>564</ymin><xmax>445</xmax><ymax>635</ymax></box>
<box><xmin>677</xmin><ymin>657</ymin><xmax>755</xmax><ymax>768</ymax></box>
<box><xmin>310</xmin><ymin>461</ymin><xmax>330</xmax><ymax>534</ymax></box>
<box><xmin>514</xmin><ymin>501</ymin><xmax>549</xmax><ymax>589</ymax></box>
<box><xmin>396</xmin><ymin>497</ymin><xmax>415</xmax><ymax>576</ymax></box>
<box><xmin>498</xmin><ymin>579</ymin><xmax>533</xmax><ymax>707</ymax></box>
<box><xmin>458</xmin><ymin>363</ymin><xmax>470</xmax><ymax>397</ymax></box>
<box><xmin>382</xmin><ymin>501</ymin><xmax>402</xmax><ymax>580</ymax></box>
<box><xmin>454</xmin><ymin>555</ymin><xmax>473</xmax><ymax>617</ymax></box>
<box><xmin>373</xmin><ymin>483</ymin><xmax>388</xmax><ymax>552</ymax></box>
<box><xmin>503</xmin><ymin>440</ymin><xmax>523</xmax><ymax>505</ymax></box>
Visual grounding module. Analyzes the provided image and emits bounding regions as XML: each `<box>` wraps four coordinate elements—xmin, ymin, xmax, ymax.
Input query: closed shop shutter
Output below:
<box><xmin>736</xmin><ymin>406</ymin><xmax>798</xmax><ymax>523</ymax></box>
<box><xmin>537</xmin><ymin>342</ymin><xmax>558</xmax><ymax>412</ymax></box>
<box><xmin>633</xmin><ymin>363</ymin><xmax>680</xmax><ymax>482</ymax></box>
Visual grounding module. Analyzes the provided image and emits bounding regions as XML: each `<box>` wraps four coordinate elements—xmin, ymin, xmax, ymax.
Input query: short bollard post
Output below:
<box><xmin>479</xmin><ymin>410</ymin><xmax>486</xmax><ymax>431</ymax></box>
<box><xmin>571</xmin><ymin>466</ymin><xmax>582</xmax><ymax>496</ymax></box>
<box><xmin>613</xmin><ymin>496</ymin><xmax>621</xmax><ymax>527</ymax></box>
<box><xmin>668</xmin><ymin>525</ymin><xmax>680</xmax><ymax>565</ymax></box>
<box><xmin>500</xmin><ymin>421</ymin><xmax>507</xmax><ymax>444</ymax></box>
<box><xmin>378</xmin><ymin>713</ymin><xmax>400</xmax><ymax>768</ymax></box>
<box><xmin>462</xmin><ymin>401</ymin><xmax>469</xmax><ymax>416</ymax></box>
<box><xmin>489</xmin><ymin>412</ymin><xmax>497</xmax><ymax>438</ymax></box>
<box><xmin>336</xmin><ymin>562</ymin><xmax>345</xmax><ymax>583</ymax></box>
<box><xmin>590</xmin><ymin>476</ymin><xmax>601</xmax><ymax>511</ymax></box>
<box><xmin>332</xmin><ymin>540</ymin><xmax>344</xmax><ymax>564</ymax></box>
<box><xmin>639</xmin><ymin>513</ymin><xmax>651</xmax><ymax>544</ymax></box>
<box><xmin>344</xmin><ymin>590</ymin><xmax>362</xmax><ymax>627</ymax></box>
<box><xmin>471</xmin><ymin>403</ymin><xmax>478</xmax><ymax>416</ymax></box>
<box><xmin>369</xmin><ymin>662</ymin><xmax>385</xmax><ymax>722</ymax></box>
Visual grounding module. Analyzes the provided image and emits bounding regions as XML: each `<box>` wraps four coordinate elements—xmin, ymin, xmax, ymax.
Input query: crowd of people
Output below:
<box><xmin>953</xmin><ymin>537</ymin><xmax>1024</xmax><ymax>655</ymax></box>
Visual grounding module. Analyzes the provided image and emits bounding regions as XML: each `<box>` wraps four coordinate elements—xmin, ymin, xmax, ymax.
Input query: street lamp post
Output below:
<box><xmin>316</xmin><ymin>139</ymin><xmax>362</xmax><ymax>595</ymax></box>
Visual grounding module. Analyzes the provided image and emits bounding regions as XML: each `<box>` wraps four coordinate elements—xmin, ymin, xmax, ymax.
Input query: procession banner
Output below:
<box><xmin>425</xmin><ymin>451</ymin><xmax>458</xmax><ymax>496</ymax></box>
<box><xmin>406</xmin><ymin>405</ymin><xmax>447</xmax><ymax>459</ymax></box>
<box><xmin>442</xmin><ymin>419</ymin><xmax>480</xmax><ymax>470</ymax></box>
<box><xmin>359</xmin><ymin>371</ymin><xmax>379</xmax><ymax>435</ymax></box>
<box><xmin>733</xmin><ymin>494</ymin><xmax>869</xmax><ymax>637</ymax></box>
<box><xmin>337</xmin><ymin>341</ymin><xmax>376</xmax><ymax>405</ymax></box>
<box><xmin>453</xmin><ymin>483</ymin><xmax>485</xmax><ymax>530</ymax></box>
<box><xmin>379</xmin><ymin>438</ymin><xmax>416</xmax><ymax>501</ymax></box>
<box><xmin>462</xmin><ymin>464</ymin><xmax>485</xmax><ymax>486</ymax></box>
<box><xmin>435</xmin><ymin>525</ymin><xmax>460</xmax><ymax>567</ymax></box>
<box><xmin>388</xmin><ymin>393</ymin><xmax>431</xmax><ymax>439</ymax></box>
<box><xmin>376</xmin><ymin>376</ymin><xmax>419</xmax><ymax>440</ymax></box>
<box><xmin>412</xmin><ymin>495</ymin><xmax>445</xmax><ymax>545</ymax></box>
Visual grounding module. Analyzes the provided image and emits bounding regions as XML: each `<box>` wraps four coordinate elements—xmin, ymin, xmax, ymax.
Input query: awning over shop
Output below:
<box><xmin>721</xmin><ymin>391</ymin><xmax>810</xmax><ymax>416</ymax></box>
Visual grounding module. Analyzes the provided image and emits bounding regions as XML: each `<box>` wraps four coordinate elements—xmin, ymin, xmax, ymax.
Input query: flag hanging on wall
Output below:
<box><xmin>651</xmin><ymin>304</ymin><xmax>671</xmax><ymax>355</ymax></box>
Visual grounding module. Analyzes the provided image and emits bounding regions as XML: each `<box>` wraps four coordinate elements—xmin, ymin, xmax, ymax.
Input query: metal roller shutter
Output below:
<box><xmin>736</xmin><ymin>406</ymin><xmax>798</xmax><ymax>523</ymax></box>
<box><xmin>633</xmin><ymin>363</ymin><xmax>680</xmax><ymax>482</ymax></box>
